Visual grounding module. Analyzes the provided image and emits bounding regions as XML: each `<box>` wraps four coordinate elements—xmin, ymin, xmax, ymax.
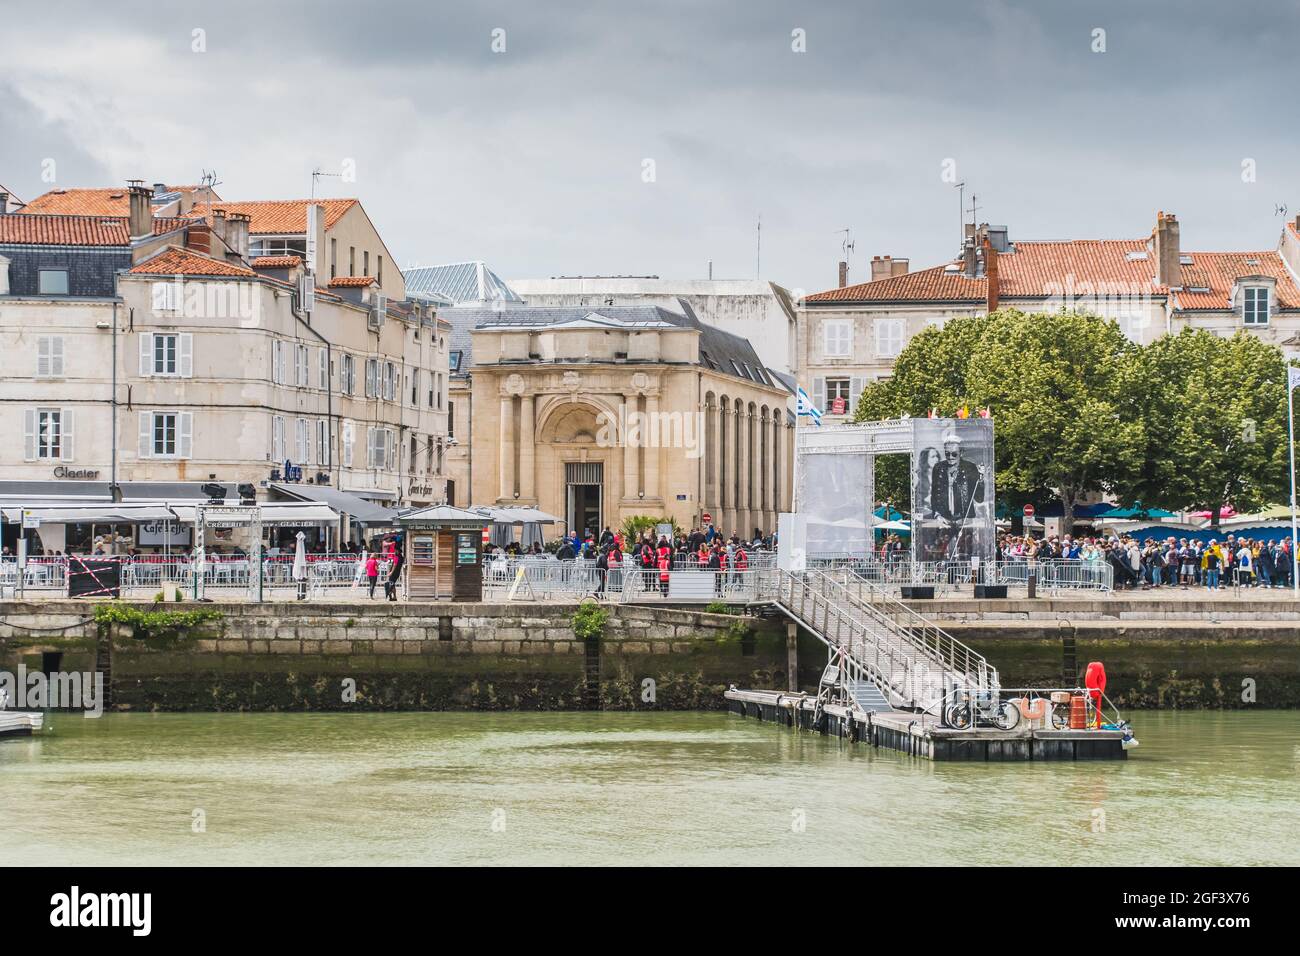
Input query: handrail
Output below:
<box><xmin>811</xmin><ymin>567</ymin><xmax>996</xmax><ymax>695</ymax></box>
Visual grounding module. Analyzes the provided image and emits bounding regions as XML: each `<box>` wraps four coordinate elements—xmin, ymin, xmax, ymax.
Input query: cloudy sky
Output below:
<box><xmin>2</xmin><ymin>0</ymin><xmax>1298</xmax><ymax>296</ymax></box>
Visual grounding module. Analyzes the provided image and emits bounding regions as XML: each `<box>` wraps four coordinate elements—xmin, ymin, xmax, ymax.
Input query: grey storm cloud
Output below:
<box><xmin>1</xmin><ymin>0</ymin><xmax>1298</xmax><ymax>293</ymax></box>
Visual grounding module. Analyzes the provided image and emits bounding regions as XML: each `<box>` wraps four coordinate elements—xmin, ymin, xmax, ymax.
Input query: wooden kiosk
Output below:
<box><xmin>396</xmin><ymin>506</ymin><xmax>488</xmax><ymax>601</ymax></box>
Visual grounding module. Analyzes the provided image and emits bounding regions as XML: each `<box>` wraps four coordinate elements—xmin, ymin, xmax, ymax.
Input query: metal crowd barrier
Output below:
<box><xmin>805</xmin><ymin>556</ymin><xmax>1113</xmax><ymax>592</ymax></box>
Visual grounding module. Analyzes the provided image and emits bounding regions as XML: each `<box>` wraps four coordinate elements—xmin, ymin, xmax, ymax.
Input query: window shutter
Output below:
<box><xmin>51</xmin><ymin>336</ymin><xmax>65</xmax><ymax>376</ymax></box>
<box><xmin>813</xmin><ymin>377</ymin><xmax>825</xmax><ymax>412</ymax></box>
<box><xmin>179</xmin><ymin>413</ymin><xmax>193</xmax><ymax>459</ymax></box>
<box><xmin>343</xmin><ymin>421</ymin><xmax>354</xmax><ymax>468</ymax></box>
<box><xmin>37</xmin><ymin>337</ymin><xmax>50</xmax><ymax>377</ymax></box>
<box><xmin>138</xmin><ymin>411</ymin><xmax>152</xmax><ymax>458</ymax></box>
<box><xmin>179</xmin><ymin>333</ymin><xmax>193</xmax><ymax>377</ymax></box>
<box><xmin>319</xmin><ymin>349</ymin><xmax>327</xmax><ymax>389</ymax></box>
<box><xmin>387</xmin><ymin>430</ymin><xmax>396</xmax><ymax>470</ymax></box>
<box><xmin>850</xmin><ymin>376</ymin><xmax>864</xmax><ymax>411</ymax></box>
<box><xmin>366</xmin><ymin>359</ymin><xmax>376</xmax><ymax>398</ymax></box>
<box><xmin>317</xmin><ymin>420</ymin><xmax>328</xmax><ymax>466</ymax></box>
<box><xmin>61</xmin><ymin>408</ymin><xmax>74</xmax><ymax>461</ymax></box>
<box><xmin>23</xmin><ymin>409</ymin><xmax>36</xmax><ymax>461</ymax></box>
<box><xmin>139</xmin><ymin>333</ymin><xmax>153</xmax><ymax>376</ymax></box>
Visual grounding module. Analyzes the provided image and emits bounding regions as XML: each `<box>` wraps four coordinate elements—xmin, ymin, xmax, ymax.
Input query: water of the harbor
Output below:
<box><xmin>2</xmin><ymin>710</ymin><xmax>1296</xmax><ymax>866</ymax></box>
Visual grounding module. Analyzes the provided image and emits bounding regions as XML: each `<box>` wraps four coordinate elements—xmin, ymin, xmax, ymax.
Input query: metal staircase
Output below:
<box><xmin>763</xmin><ymin>568</ymin><xmax>998</xmax><ymax>719</ymax></box>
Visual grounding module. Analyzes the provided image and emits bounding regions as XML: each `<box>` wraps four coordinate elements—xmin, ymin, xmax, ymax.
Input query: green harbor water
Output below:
<box><xmin>2</xmin><ymin>710</ymin><xmax>1297</xmax><ymax>866</ymax></box>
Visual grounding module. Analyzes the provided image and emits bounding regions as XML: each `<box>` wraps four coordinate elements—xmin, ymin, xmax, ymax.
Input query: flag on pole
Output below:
<box><xmin>1289</xmin><ymin>366</ymin><xmax>1300</xmax><ymax>391</ymax></box>
<box><xmin>796</xmin><ymin>386</ymin><xmax>823</xmax><ymax>426</ymax></box>
<box><xmin>956</xmin><ymin>405</ymin><xmax>970</xmax><ymax>419</ymax></box>
<box><xmin>978</xmin><ymin>406</ymin><xmax>992</xmax><ymax>419</ymax></box>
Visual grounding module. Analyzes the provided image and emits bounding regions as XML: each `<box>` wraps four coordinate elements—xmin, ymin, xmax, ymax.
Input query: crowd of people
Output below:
<box><xmin>483</xmin><ymin>524</ymin><xmax>776</xmax><ymax>596</ymax></box>
<box><xmin>997</xmin><ymin>532</ymin><xmax>1296</xmax><ymax>590</ymax></box>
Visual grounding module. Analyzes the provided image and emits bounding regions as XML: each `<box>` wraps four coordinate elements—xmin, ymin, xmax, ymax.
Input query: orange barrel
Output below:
<box><xmin>1068</xmin><ymin>694</ymin><xmax>1088</xmax><ymax>730</ymax></box>
<box><xmin>1084</xmin><ymin>661</ymin><xmax>1107</xmax><ymax>729</ymax></box>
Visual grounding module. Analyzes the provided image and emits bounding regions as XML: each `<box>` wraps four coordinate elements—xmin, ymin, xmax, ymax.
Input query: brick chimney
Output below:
<box><xmin>210</xmin><ymin>207</ymin><xmax>228</xmax><ymax>251</ymax></box>
<box><xmin>1152</xmin><ymin>211</ymin><xmax>1180</xmax><ymax>288</ymax></box>
<box><xmin>185</xmin><ymin>221</ymin><xmax>211</xmax><ymax>254</ymax></box>
<box><xmin>126</xmin><ymin>180</ymin><xmax>153</xmax><ymax>240</ymax></box>
<box><xmin>838</xmin><ymin>260</ymin><xmax>848</xmax><ymax>288</ymax></box>
<box><xmin>984</xmin><ymin>238</ymin><xmax>999</xmax><ymax>312</ymax></box>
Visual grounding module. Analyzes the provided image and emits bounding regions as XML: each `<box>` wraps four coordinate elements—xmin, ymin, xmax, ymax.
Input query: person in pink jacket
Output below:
<box><xmin>364</xmin><ymin>552</ymin><xmax>380</xmax><ymax>598</ymax></box>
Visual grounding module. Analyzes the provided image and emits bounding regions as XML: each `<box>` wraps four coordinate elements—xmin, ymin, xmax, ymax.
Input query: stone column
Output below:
<box><xmin>498</xmin><ymin>396</ymin><xmax>515</xmax><ymax>500</ymax></box>
<box><xmin>738</xmin><ymin>404</ymin><xmax>751</xmax><ymax>533</ymax></box>
<box><xmin>623</xmin><ymin>393</ymin><xmax>640</xmax><ymax>499</ymax></box>
<box><xmin>644</xmin><ymin>394</ymin><xmax>660</xmax><ymax>501</ymax></box>
<box><xmin>722</xmin><ymin>402</ymin><xmax>736</xmax><ymax>533</ymax></box>
<box><xmin>519</xmin><ymin>394</ymin><xmax>535</xmax><ymax>501</ymax></box>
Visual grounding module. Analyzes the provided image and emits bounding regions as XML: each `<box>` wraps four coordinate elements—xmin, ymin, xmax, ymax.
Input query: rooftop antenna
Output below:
<box><xmin>311</xmin><ymin>167</ymin><xmax>343</xmax><ymax>199</ymax></box>
<box><xmin>954</xmin><ymin>181</ymin><xmax>965</xmax><ymax>248</ymax></box>
<box><xmin>836</xmin><ymin>227</ymin><xmax>855</xmax><ymax>281</ymax></box>
<box><xmin>967</xmin><ymin>193</ymin><xmax>981</xmax><ymax>234</ymax></box>
<box><xmin>756</xmin><ymin>214</ymin><xmax>761</xmax><ymax>278</ymax></box>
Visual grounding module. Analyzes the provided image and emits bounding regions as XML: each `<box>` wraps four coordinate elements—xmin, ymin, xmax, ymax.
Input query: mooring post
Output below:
<box><xmin>786</xmin><ymin>620</ymin><xmax>798</xmax><ymax>692</ymax></box>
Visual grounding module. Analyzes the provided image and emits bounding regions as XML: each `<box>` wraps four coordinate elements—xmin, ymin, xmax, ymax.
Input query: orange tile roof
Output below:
<box><xmin>252</xmin><ymin>255</ymin><xmax>302</xmax><ymax>268</ymax></box>
<box><xmin>21</xmin><ymin>186</ymin><xmax>209</xmax><ymax>217</ymax></box>
<box><xmin>195</xmin><ymin>198</ymin><xmax>357</xmax><ymax>235</ymax></box>
<box><xmin>0</xmin><ymin>214</ymin><xmax>130</xmax><ymax>246</ymax></box>
<box><xmin>128</xmin><ymin>247</ymin><xmax>256</xmax><ymax>277</ymax></box>
<box><xmin>806</xmin><ymin>239</ymin><xmax>1300</xmax><ymax>312</ymax></box>
<box><xmin>1172</xmin><ymin>252</ymin><xmax>1300</xmax><ymax>310</ymax></box>
<box><xmin>328</xmin><ymin>275</ymin><xmax>376</xmax><ymax>288</ymax></box>
<box><xmin>806</xmin><ymin>264</ymin><xmax>985</xmax><ymax>303</ymax></box>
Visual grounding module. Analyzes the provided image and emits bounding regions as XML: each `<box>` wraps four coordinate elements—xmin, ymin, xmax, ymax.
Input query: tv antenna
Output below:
<box><xmin>755</xmin><ymin>214</ymin><xmax>762</xmax><ymax>278</ymax></box>
<box><xmin>836</xmin><ymin>227</ymin><xmax>855</xmax><ymax>259</ymax></box>
<box><xmin>967</xmin><ymin>193</ymin><xmax>981</xmax><ymax>232</ymax></box>
<box><xmin>953</xmin><ymin>181</ymin><xmax>965</xmax><ymax>246</ymax></box>
<box><xmin>311</xmin><ymin>167</ymin><xmax>344</xmax><ymax>198</ymax></box>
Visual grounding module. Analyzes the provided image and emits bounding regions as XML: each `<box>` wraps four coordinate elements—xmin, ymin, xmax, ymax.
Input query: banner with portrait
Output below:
<box><xmin>910</xmin><ymin>418</ymin><xmax>995</xmax><ymax>566</ymax></box>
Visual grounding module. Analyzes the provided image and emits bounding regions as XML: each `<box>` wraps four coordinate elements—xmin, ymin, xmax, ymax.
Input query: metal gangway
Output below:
<box><xmin>762</xmin><ymin>568</ymin><xmax>998</xmax><ymax>720</ymax></box>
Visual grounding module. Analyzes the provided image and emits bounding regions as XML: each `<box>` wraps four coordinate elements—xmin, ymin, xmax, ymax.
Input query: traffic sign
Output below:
<box><xmin>1023</xmin><ymin>504</ymin><xmax>1035</xmax><ymax>518</ymax></box>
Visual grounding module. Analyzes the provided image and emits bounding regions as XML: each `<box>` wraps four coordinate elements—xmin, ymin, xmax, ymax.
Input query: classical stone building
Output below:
<box><xmin>507</xmin><ymin>276</ymin><xmax>800</xmax><ymax>375</ymax></box>
<box><xmin>446</xmin><ymin>303</ymin><xmax>793</xmax><ymax>539</ymax></box>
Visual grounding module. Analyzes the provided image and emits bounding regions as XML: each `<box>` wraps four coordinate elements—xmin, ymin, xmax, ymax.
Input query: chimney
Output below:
<box><xmin>1152</xmin><ymin>211</ymin><xmax>1180</xmax><ymax>288</ymax></box>
<box><xmin>962</xmin><ymin>239</ymin><xmax>978</xmax><ymax>277</ymax></box>
<box><xmin>984</xmin><ymin>238</ymin><xmax>999</xmax><ymax>313</ymax></box>
<box><xmin>838</xmin><ymin>260</ymin><xmax>848</xmax><ymax>288</ymax></box>
<box><xmin>225</xmin><ymin>212</ymin><xmax>250</xmax><ymax>260</ymax></box>
<box><xmin>891</xmin><ymin>258</ymin><xmax>909</xmax><ymax>277</ymax></box>
<box><xmin>871</xmin><ymin>256</ymin><xmax>890</xmax><ymax>282</ymax></box>
<box><xmin>185</xmin><ymin>222</ymin><xmax>211</xmax><ymax>254</ymax></box>
<box><xmin>0</xmin><ymin>191</ymin><xmax>8</xmax><ymax>214</ymax></box>
<box><xmin>210</xmin><ymin>207</ymin><xmax>228</xmax><ymax>252</ymax></box>
<box><xmin>126</xmin><ymin>180</ymin><xmax>153</xmax><ymax>240</ymax></box>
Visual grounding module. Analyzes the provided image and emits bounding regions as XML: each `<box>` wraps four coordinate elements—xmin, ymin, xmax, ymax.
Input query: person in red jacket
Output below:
<box><xmin>733</xmin><ymin>544</ymin><xmax>749</xmax><ymax>587</ymax></box>
<box><xmin>639</xmin><ymin>539</ymin><xmax>656</xmax><ymax>591</ymax></box>
<box><xmin>656</xmin><ymin>536</ymin><xmax>672</xmax><ymax>596</ymax></box>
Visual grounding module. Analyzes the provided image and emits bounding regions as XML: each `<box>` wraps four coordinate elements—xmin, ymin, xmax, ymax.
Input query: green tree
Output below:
<box><xmin>964</xmin><ymin>310</ymin><xmax>1144</xmax><ymax>534</ymax></box>
<box><xmin>856</xmin><ymin>309</ymin><xmax>1144</xmax><ymax>533</ymax></box>
<box><xmin>1127</xmin><ymin>330</ymin><xmax>1290</xmax><ymax>527</ymax></box>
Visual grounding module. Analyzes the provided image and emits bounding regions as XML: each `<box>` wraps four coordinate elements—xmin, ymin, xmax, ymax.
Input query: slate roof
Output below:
<box><xmin>443</xmin><ymin>300</ymin><xmax>775</xmax><ymax>387</ymax></box>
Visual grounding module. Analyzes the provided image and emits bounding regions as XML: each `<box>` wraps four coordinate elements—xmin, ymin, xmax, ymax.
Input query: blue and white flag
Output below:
<box><xmin>1289</xmin><ymin>366</ymin><xmax>1300</xmax><ymax>392</ymax></box>
<box><xmin>796</xmin><ymin>386</ymin><xmax>822</xmax><ymax>426</ymax></box>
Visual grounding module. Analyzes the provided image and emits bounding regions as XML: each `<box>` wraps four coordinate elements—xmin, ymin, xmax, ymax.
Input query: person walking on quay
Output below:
<box><xmin>1203</xmin><ymin>541</ymin><xmax>1221</xmax><ymax>590</ymax></box>
<box><xmin>733</xmin><ymin>541</ymin><xmax>749</xmax><ymax>587</ymax></box>
<box><xmin>708</xmin><ymin>543</ymin><xmax>724</xmax><ymax>595</ymax></box>
<box><xmin>1235</xmin><ymin>540</ymin><xmax>1254</xmax><ymax>588</ymax></box>
<box><xmin>364</xmin><ymin>550</ymin><xmax>380</xmax><ymax>599</ymax></box>
<box><xmin>639</xmin><ymin>537</ymin><xmax>656</xmax><ymax>591</ymax></box>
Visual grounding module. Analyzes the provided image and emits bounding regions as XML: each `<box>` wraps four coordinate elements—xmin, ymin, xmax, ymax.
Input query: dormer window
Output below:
<box><xmin>1243</xmin><ymin>286</ymin><xmax>1270</xmax><ymax>325</ymax></box>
